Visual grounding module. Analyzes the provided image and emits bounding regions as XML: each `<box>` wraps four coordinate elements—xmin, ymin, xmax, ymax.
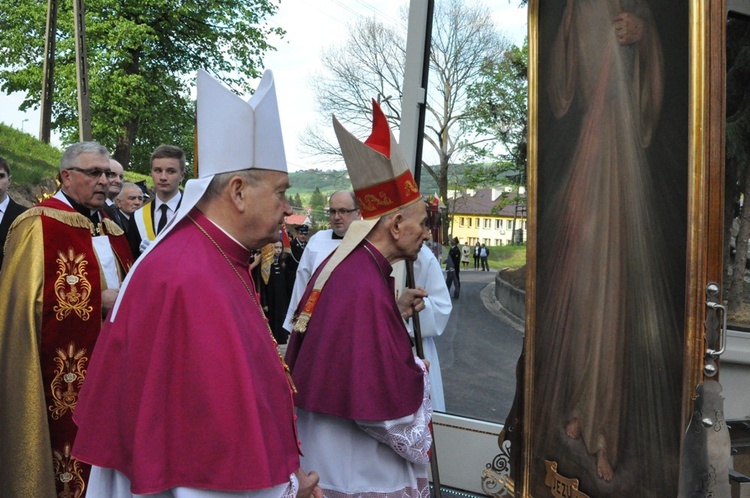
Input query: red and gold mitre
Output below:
<box><xmin>293</xmin><ymin>101</ymin><xmax>423</xmax><ymax>333</ymax></box>
<box><xmin>333</xmin><ymin>99</ymin><xmax>421</xmax><ymax>219</ymax></box>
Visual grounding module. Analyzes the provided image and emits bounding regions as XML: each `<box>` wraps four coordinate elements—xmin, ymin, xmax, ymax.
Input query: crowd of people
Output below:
<box><xmin>0</xmin><ymin>71</ymin><xmax>456</xmax><ymax>498</ymax></box>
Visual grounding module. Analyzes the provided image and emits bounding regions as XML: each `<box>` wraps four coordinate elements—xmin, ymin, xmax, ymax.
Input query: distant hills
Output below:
<box><xmin>288</xmin><ymin>167</ymin><xmax>440</xmax><ymax>200</ymax></box>
<box><xmin>0</xmin><ymin>122</ymin><xmax>448</xmax><ymax>205</ymax></box>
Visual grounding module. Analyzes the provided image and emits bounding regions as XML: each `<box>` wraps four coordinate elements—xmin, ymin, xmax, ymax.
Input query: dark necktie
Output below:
<box><xmin>157</xmin><ymin>204</ymin><xmax>168</xmax><ymax>234</ymax></box>
<box><xmin>89</xmin><ymin>211</ymin><xmax>102</xmax><ymax>236</ymax></box>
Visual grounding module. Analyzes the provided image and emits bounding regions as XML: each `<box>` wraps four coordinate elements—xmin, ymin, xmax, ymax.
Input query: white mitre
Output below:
<box><xmin>110</xmin><ymin>68</ymin><xmax>286</xmax><ymax>320</ymax></box>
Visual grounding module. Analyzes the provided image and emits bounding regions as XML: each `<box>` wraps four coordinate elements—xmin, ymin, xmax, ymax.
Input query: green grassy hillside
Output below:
<box><xmin>0</xmin><ymin>123</ymin><xmax>60</xmax><ymax>185</ymax></box>
<box><xmin>1</xmin><ymin>124</ymin><xmax>152</xmax><ymax>204</ymax></box>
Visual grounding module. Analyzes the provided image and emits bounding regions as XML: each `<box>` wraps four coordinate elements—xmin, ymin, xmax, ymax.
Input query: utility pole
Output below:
<box><xmin>73</xmin><ymin>0</ymin><xmax>92</xmax><ymax>141</ymax></box>
<box><xmin>39</xmin><ymin>0</ymin><xmax>58</xmax><ymax>143</ymax></box>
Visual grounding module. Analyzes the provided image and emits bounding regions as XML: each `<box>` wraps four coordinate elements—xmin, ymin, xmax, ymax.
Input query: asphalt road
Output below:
<box><xmin>434</xmin><ymin>268</ymin><xmax>525</xmax><ymax>424</ymax></box>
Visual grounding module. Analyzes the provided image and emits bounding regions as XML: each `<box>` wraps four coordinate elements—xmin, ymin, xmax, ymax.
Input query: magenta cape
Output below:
<box><xmin>285</xmin><ymin>241</ymin><xmax>423</xmax><ymax>421</ymax></box>
<box><xmin>73</xmin><ymin>209</ymin><xmax>300</xmax><ymax>494</ymax></box>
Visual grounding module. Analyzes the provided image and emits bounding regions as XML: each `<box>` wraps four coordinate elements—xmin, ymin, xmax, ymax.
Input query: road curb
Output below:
<box><xmin>480</xmin><ymin>282</ymin><xmax>525</xmax><ymax>333</ymax></box>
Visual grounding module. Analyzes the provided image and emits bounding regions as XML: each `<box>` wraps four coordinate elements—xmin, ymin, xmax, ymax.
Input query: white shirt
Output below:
<box><xmin>283</xmin><ymin>229</ymin><xmax>343</xmax><ymax>333</ymax></box>
<box><xmin>134</xmin><ymin>191</ymin><xmax>183</xmax><ymax>242</ymax></box>
<box><xmin>153</xmin><ymin>191</ymin><xmax>182</xmax><ymax>226</ymax></box>
<box><xmin>0</xmin><ymin>195</ymin><xmax>9</xmax><ymax>225</ymax></box>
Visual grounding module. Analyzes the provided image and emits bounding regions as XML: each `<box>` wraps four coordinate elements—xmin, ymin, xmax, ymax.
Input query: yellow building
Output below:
<box><xmin>449</xmin><ymin>188</ymin><xmax>527</xmax><ymax>246</ymax></box>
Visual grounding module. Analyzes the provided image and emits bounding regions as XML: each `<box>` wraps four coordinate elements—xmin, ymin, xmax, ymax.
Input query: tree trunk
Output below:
<box><xmin>727</xmin><ymin>169</ymin><xmax>750</xmax><ymax>313</ymax></box>
<box><xmin>114</xmin><ymin>120</ymin><xmax>138</xmax><ymax>169</ymax></box>
<box><xmin>439</xmin><ymin>162</ymin><xmax>449</xmax><ymax>244</ymax></box>
<box><xmin>113</xmin><ymin>50</ymin><xmax>141</xmax><ymax>169</ymax></box>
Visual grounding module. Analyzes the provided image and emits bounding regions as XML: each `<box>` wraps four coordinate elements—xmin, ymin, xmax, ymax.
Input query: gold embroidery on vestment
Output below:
<box><xmin>403</xmin><ymin>179</ymin><xmax>419</xmax><ymax>196</ymax></box>
<box><xmin>360</xmin><ymin>192</ymin><xmax>394</xmax><ymax>211</ymax></box>
<box><xmin>53</xmin><ymin>442</ymin><xmax>86</xmax><ymax>498</ymax></box>
<box><xmin>53</xmin><ymin>248</ymin><xmax>93</xmax><ymax>321</ymax></box>
<box><xmin>49</xmin><ymin>342</ymin><xmax>87</xmax><ymax>420</ymax></box>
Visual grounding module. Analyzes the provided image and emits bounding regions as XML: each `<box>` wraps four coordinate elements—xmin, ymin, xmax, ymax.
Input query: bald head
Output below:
<box><xmin>368</xmin><ymin>200</ymin><xmax>429</xmax><ymax>264</ymax></box>
<box><xmin>107</xmin><ymin>159</ymin><xmax>124</xmax><ymax>200</ymax></box>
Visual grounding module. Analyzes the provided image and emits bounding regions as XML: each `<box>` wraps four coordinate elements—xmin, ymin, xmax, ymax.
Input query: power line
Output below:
<box><xmin>300</xmin><ymin>0</ymin><xmax>351</xmax><ymax>29</ymax></box>
<box><xmin>306</xmin><ymin>0</ymin><xmax>402</xmax><ymax>31</ymax></box>
<box><xmin>350</xmin><ymin>0</ymin><xmax>402</xmax><ymax>25</ymax></box>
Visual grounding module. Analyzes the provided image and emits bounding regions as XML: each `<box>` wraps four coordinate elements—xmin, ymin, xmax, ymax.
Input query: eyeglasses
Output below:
<box><xmin>66</xmin><ymin>167</ymin><xmax>118</xmax><ymax>179</ymax></box>
<box><xmin>327</xmin><ymin>208</ymin><xmax>358</xmax><ymax>217</ymax></box>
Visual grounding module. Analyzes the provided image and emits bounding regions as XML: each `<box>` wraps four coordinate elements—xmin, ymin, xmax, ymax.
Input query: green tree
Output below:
<box><xmin>0</xmin><ymin>0</ymin><xmax>283</xmax><ymax>172</ymax></box>
<box><xmin>463</xmin><ymin>39</ymin><xmax>528</xmax><ymax>244</ymax></box>
<box><xmin>309</xmin><ymin>186</ymin><xmax>326</xmax><ymax>223</ymax></box>
<box><xmin>464</xmin><ymin>39</ymin><xmax>528</xmax><ymax>189</ymax></box>
<box><xmin>292</xmin><ymin>193</ymin><xmax>303</xmax><ymax>209</ymax></box>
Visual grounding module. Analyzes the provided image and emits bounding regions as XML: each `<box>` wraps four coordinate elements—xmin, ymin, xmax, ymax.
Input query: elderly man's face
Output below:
<box><xmin>396</xmin><ymin>201</ymin><xmax>430</xmax><ymax>262</ymax></box>
<box><xmin>108</xmin><ymin>159</ymin><xmax>124</xmax><ymax>199</ymax></box>
<box><xmin>328</xmin><ymin>192</ymin><xmax>360</xmax><ymax>237</ymax></box>
<box><xmin>116</xmin><ymin>186</ymin><xmax>144</xmax><ymax>214</ymax></box>
<box><xmin>241</xmin><ymin>170</ymin><xmax>294</xmax><ymax>249</ymax></box>
<box><xmin>60</xmin><ymin>152</ymin><xmax>111</xmax><ymax>210</ymax></box>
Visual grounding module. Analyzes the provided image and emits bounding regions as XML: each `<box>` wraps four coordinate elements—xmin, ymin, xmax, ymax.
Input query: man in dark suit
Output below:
<box><xmin>103</xmin><ymin>158</ymin><xmax>125</xmax><ymax>227</ymax></box>
<box><xmin>288</xmin><ymin>223</ymin><xmax>308</xmax><ymax>275</ymax></box>
<box><xmin>0</xmin><ymin>157</ymin><xmax>28</xmax><ymax>269</ymax></box>
<box><xmin>114</xmin><ymin>182</ymin><xmax>144</xmax><ymax>258</ymax></box>
<box><xmin>447</xmin><ymin>237</ymin><xmax>461</xmax><ymax>298</ymax></box>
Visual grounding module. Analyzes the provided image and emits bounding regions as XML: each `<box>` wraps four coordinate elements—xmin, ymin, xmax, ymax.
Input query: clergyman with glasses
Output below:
<box><xmin>283</xmin><ymin>190</ymin><xmax>361</xmax><ymax>333</ymax></box>
<box><xmin>0</xmin><ymin>141</ymin><xmax>135</xmax><ymax>497</ymax></box>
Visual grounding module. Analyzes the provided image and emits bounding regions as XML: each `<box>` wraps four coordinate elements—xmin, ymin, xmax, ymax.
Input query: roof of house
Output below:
<box><xmin>451</xmin><ymin>188</ymin><xmax>526</xmax><ymax>217</ymax></box>
<box><xmin>285</xmin><ymin>214</ymin><xmax>310</xmax><ymax>226</ymax></box>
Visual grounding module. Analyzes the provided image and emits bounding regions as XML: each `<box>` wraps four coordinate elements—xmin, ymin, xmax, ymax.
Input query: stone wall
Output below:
<box><xmin>495</xmin><ymin>270</ymin><xmax>526</xmax><ymax>322</ymax></box>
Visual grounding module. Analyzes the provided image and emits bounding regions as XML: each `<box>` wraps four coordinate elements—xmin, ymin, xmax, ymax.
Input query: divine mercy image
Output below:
<box><xmin>531</xmin><ymin>0</ymin><xmax>689</xmax><ymax>495</ymax></box>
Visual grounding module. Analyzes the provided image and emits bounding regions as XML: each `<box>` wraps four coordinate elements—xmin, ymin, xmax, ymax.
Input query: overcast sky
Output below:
<box><xmin>0</xmin><ymin>0</ymin><xmax>527</xmax><ymax>171</ymax></box>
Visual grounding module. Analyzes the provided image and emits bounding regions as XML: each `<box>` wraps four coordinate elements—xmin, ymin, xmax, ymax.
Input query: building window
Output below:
<box><xmin>460</xmin><ymin>217</ymin><xmax>465</xmax><ymax>227</ymax></box>
<box><xmin>506</xmin><ymin>219</ymin><xmax>512</xmax><ymax>229</ymax></box>
<box><xmin>495</xmin><ymin>219</ymin><xmax>501</xmax><ymax>229</ymax></box>
<box><xmin>468</xmin><ymin>218</ymin><xmax>472</xmax><ymax>227</ymax></box>
<box><xmin>475</xmin><ymin>218</ymin><xmax>480</xmax><ymax>227</ymax></box>
<box><xmin>495</xmin><ymin>239</ymin><xmax>501</xmax><ymax>246</ymax></box>
<box><xmin>484</xmin><ymin>218</ymin><xmax>491</xmax><ymax>228</ymax></box>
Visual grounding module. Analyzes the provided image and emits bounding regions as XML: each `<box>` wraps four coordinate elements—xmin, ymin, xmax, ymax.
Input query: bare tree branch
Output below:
<box><xmin>303</xmin><ymin>0</ymin><xmax>513</xmax><ymax>241</ymax></box>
